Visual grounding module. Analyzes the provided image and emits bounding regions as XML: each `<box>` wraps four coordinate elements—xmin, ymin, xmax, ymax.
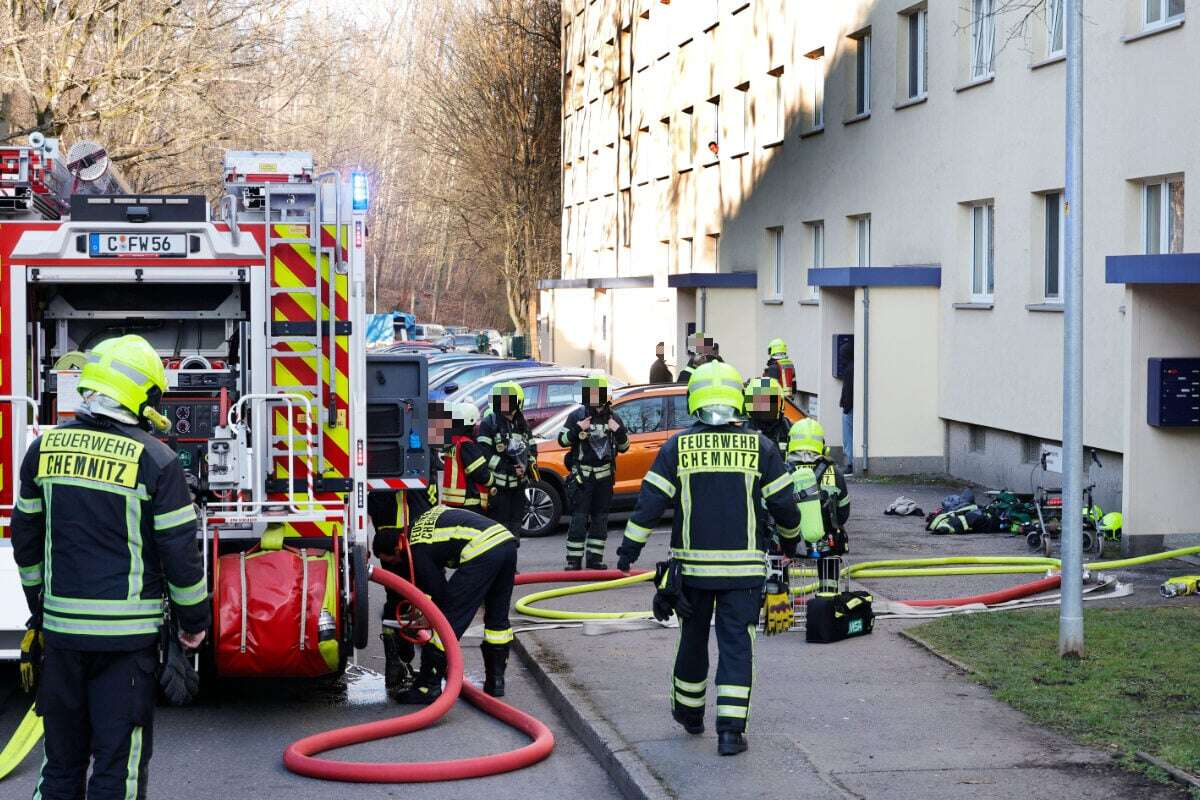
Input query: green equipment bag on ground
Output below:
<box><xmin>805</xmin><ymin>590</ymin><xmax>875</xmax><ymax>643</ymax></box>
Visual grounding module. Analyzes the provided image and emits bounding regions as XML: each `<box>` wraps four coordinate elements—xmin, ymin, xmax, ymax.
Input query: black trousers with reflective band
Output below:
<box><xmin>486</xmin><ymin>486</ymin><xmax>527</xmax><ymax>536</ymax></box>
<box><xmin>566</xmin><ymin>477</ymin><xmax>614</xmax><ymax>559</ymax></box>
<box><xmin>442</xmin><ymin>540</ymin><xmax>518</xmax><ymax>640</ymax></box>
<box><xmin>671</xmin><ymin>585</ymin><xmax>761</xmax><ymax>733</ymax></box>
<box><xmin>36</xmin><ymin>643</ymin><xmax>158</xmax><ymax>800</ymax></box>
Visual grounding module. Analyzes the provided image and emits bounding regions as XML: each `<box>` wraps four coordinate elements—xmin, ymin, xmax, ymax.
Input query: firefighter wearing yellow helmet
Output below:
<box><xmin>788</xmin><ymin>417</ymin><xmax>851</xmax><ymax>554</ymax></box>
<box><xmin>743</xmin><ymin>377</ymin><xmax>789</xmax><ymax>456</ymax></box>
<box><xmin>11</xmin><ymin>334</ymin><xmax>209</xmax><ymax>799</ymax></box>
<box><xmin>762</xmin><ymin>338</ymin><xmax>796</xmax><ymax>397</ymax></box>
<box><xmin>558</xmin><ymin>374</ymin><xmax>629</xmax><ymax>570</ymax></box>
<box><xmin>477</xmin><ymin>381</ymin><xmax>535</xmax><ymax>537</ymax></box>
<box><xmin>615</xmin><ymin>361</ymin><xmax>802</xmax><ymax>756</ymax></box>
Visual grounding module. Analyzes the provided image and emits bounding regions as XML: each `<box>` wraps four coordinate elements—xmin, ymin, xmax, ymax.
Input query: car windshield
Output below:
<box><xmin>453</xmin><ymin>334</ymin><xmax>478</xmax><ymax>346</ymax></box>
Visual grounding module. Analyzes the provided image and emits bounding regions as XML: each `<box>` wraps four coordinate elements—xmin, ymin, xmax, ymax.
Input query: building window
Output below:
<box><xmin>620</xmin><ymin>188</ymin><xmax>632</xmax><ymax>248</ymax></box>
<box><xmin>808</xmin><ymin>220</ymin><xmax>824</xmax><ymax>299</ymax></box>
<box><xmin>971</xmin><ymin>202</ymin><xmax>995</xmax><ymax>300</ymax></box>
<box><xmin>731</xmin><ymin>82</ymin><xmax>750</xmax><ymax>153</ymax></box>
<box><xmin>707</xmin><ymin>232</ymin><xmax>721</xmax><ymax>272</ymax></box>
<box><xmin>660</xmin><ymin>239</ymin><xmax>672</xmax><ymax>274</ymax></box>
<box><xmin>1145</xmin><ymin>0</ymin><xmax>1185</xmax><ymax>28</ymax></box>
<box><xmin>806</xmin><ymin>49</ymin><xmax>824</xmax><ymax>128</ymax></box>
<box><xmin>681</xmin><ymin>236</ymin><xmax>694</xmax><ymax>273</ymax></box>
<box><xmin>768</xmin><ymin>227</ymin><xmax>784</xmax><ymax>297</ymax></box>
<box><xmin>971</xmin><ymin>0</ymin><xmax>996</xmax><ymax>79</ymax></box>
<box><xmin>635</xmin><ymin>125</ymin><xmax>651</xmax><ymax>182</ymax></box>
<box><xmin>705</xmin><ymin>96</ymin><xmax>720</xmax><ymax>160</ymax></box>
<box><xmin>969</xmin><ymin>425</ymin><xmax>987</xmax><ymax>453</ymax></box>
<box><xmin>855</xmin><ymin>215</ymin><xmax>871</xmax><ymax>266</ymax></box>
<box><xmin>1021</xmin><ymin>436</ymin><xmax>1041</xmax><ymax>464</ymax></box>
<box><xmin>852</xmin><ymin>31</ymin><xmax>872</xmax><ymax>115</ymax></box>
<box><xmin>1046</xmin><ymin>0</ymin><xmax>1065</xmax><ymax>56</ymax></box>
<box><xmin>679</xmin><ymin>106</ymin><xmax>696</xmax><ymax>170</ymax></box>
<box><xmin>656</xmin><ymin>116</ymin><xmax>671</xmax><ymax>178</ymax></box>
<box><xmin>767</xmin><ymin>66</ymin><xmax>785</xmax><ymax>142</ymax></box>
<box><xmin>1144</xmin><ymin>179</ymin><xmax>1185</xmax><ymax>255</ymax></box>
<box><xmin>1044</xmin><ymin>192</ymin><xmax>1063</xmax><ymax>300</ymax></box>
<box><xmin>907</xmin><ymin>8</ymin><xmax>928</xmax><ymax>98</ymax></box>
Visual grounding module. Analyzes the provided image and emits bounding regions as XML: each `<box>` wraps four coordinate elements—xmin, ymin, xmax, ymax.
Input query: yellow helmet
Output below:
<box><xmin>78</xmin><ymin>335</ymin><xmax>168</xmax><ymax>427</ymax></box>
<box><xmin>490</xmin><ymin>380</ymin><xmax>525</xmax><ymax>410</ymax></box>
<box><xmin>744</xmin><ymin>377</ymin><xmax>783</xmax><ymax>419</ymax></box>
<box><xmin>687</xmin><ymin>361</ymin><xmax>745</xmax><ymax>421</ymax></box>
<box><xmin>767</xmin><ymin>338</ymin><xmax>787</xmax><ymax>357</ymax></box>
<box><xmin>787</xmin><ymin>417</ymin><xmax>825</xmax><ymax>455</ymax></box>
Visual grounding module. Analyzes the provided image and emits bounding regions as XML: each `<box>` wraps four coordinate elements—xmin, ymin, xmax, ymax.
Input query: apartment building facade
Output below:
<box><xmin>541</xmin><ymin>0</ymin><xmax>1200</xmax><ymax>552</ymax></box>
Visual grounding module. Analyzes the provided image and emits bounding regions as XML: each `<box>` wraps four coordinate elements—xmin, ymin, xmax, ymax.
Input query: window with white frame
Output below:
<box><xmin>767</xmin><ymin>66</ymin><xmax>785</xmax><ymax>142</ymax></box>
<box><xmin>705</xmin><ymin>97</ymin><xmax>720</xmax><ymax>160</ymax></box>
<box><xmin>635</xmin><ymin>125</ymin><xmax>651</xmax><ymax>182</ymax></box>
<box><xmin>971</xmin><ymin>0</ymin><xmax>995</xmax><ymax>79</ymax></box>
<box><xmin>808</xmin><ymin>220</ymin><xmax>824</xmax><ymax>299</ymax></box>
<box><xmin>907</xmin><ymin>8</ymin><xmax>928</xmax><ymax>98</ymax></box>
<box><xmin>853</xmin><ymin>31</ymin><xmax>871</xmax><ymax>115</ymax></box>
<box><xmin>731</xmin><ymin>82</ymin><xmax>750</xmax><ymax>153</ymax></box>
<box><xmin>1145</xmin><ymin>0</ymin><xmax>1185</xmax><ymax>28</ymax></box>
<box><xmin>971</xmin><ymin>202</ymin><xmax>995</xmax><ymax>300</ymax></box>
<box><xmin>681</xmin><ymin>236</ymin><xmax>695</xmax><ymax>273</ymax></box>
<box><xmin>679</xmin><ymin>106</ymin><xmax>696</xmax><ymax>170</ymax></box>
<box><xmin>806</xmin><ymin>49</ymin><xmax>825</xmax><ymax>128</ymax></box>
<box><xmin>855</xmin><ymin>215</ymin><xmax>871</xmax><ymax>266</ymax></box>
<box><xmin>1044</xmin><ymin>192</ymin><xmax>1063</xmax><ymax>300</ymax></box>
<box><xmin>656</xmin><ymin>117</ymin><xmax>671</xmax><ymax>177</ymax></box>
<box><xmin>1144</xmin><ymin>179</ymin><xmax>1184</xmax><ymax>254</ymax></box>
<box><xmin>768</xmin><ymin>227</ymin><xmax>784</xmax><ymax>297</ymax></box>
<box><xmin>707</xmin><ymin>232</ymin><xmax>721</xmax><ymax>271</ymax></box>
<box><xmin>1046</xmin><ymin>0</ymin><xmax>1064</xmax><ymax>56</ymax></box>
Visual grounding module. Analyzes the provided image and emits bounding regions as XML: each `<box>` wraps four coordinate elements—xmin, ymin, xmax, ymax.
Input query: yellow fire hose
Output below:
<box><xmin>515</xmin><ymin>546</ymin><xmax>1200</xmax><ymax>621</ymax></box>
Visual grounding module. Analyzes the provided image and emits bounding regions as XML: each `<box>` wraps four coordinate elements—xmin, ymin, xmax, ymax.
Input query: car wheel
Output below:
<box><xmin>522</xmin><ymin>480</ymin><xmax>562</xmax><ymax>537</ymax></box>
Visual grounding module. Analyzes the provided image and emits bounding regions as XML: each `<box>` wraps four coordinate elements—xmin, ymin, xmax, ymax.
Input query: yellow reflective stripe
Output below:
<box><xmin>678</xmin><ymin>564</ymin><xmax>767</xmax><ymax>578</ymax></box>
<box><xmin>776</xmin><ymin>520</ymin><xmax>802</xmax><ymax>539</ymax></box>
<box><xmin>430</xmin><ymin>631</ymin><xmax>445</xmax><ymax>651</ymax></box>
<box><xmin>671</xmin><ymin>549</ymin><xmax>764</xmax><ymax>562</ymax></box>
<box><xmin>15</xmin><ymin>495</ymin><xmax>42</xmax><ymax>514</ymax></box>
<box><xmin>484</xmin><ymin>628</ymin><xmax>514</xmax><ymax>645</ymax></box>
<box><xmin>643</xmin><ymin>470</ymin><xmax>675</xmax><ymax>498</ymax></box>
<box><xmin>18</xmin><ymin>562</ymin><xmax>44</xmax><ymax>586</ymax></box>
<box><xmin>124</xmin><ymin>726</ymin><xmax>143</xmax><ymax>800</ymax></box>
<box><xmin>153</xmin><ymin>505</ymin><xmax>196</xmax><ymax>531</ymax></box>
<box><xmin>762</xmin><ymin>472</ymin><xmax>793</xmax><ymax>498</ymax></box>
<box><xmin>673</xmin><ymin>676</ymin><xmax>707</xmax><ymax>693</ymax></box>
<box><xmin>623</xmin><ymin>520</ymin><xmax>652</xmax><ymax>543</ymax></box>
<box><xmin>717</xmin><ymin>684</ymin><xmax>750</xmax><ymax>699</ymax></box>
<box><xmin>477</xmin><ymin>435</ymin><xmax>493</xmax><ymax>446</ymax></box>
<box><xmin>168</xmin><ymin>577</ymin><xmax>208</xmax><ymax>606</ymax></box>
<box><xmin>44</xmin><ymin>595</ymin><xmax>161</xmax><ymax>616</ymax></box>
<box><xmin>745</xmin><ymin>473</ymin><xmax>755</xmax><ymax>551</ymax></box>
<box><xmin>673</xmin><ymin>692</ymin><xmax>706</xmax><ymax>707</ymax></box>
<box><xmin>44</xmin><ymin>615</ymin><xmax>161</xmax><ymax>636</ymax></box>
<box><xmin>716</xmin><ymin>705</ymin><xmax>749</xmax><ymax>719</ymax></box>
<box><xmin>460</xmin><ymin>526</ymin><xmax>514</xmax><ymax>561</ymax></box>
<box><xmin>465</xmin><ymin>456</ymin><xmax>487</xmax><ymax>472</ymax></box>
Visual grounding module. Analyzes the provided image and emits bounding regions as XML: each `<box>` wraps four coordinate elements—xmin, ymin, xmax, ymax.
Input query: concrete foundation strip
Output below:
<box><xmin>1134</xmin><ymin>752</ymin><xmax>1200</xmax><ymax>792</ymax></box>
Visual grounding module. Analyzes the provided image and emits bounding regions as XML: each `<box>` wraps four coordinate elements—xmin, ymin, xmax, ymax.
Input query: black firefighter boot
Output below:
<box><xmin>393</xmin><ymin>646</ymin><xmax>446</xmax><ymax>704</ymax></box>
<box><xmin>481</xmin><ymin>642</ymin><xmax>510</xmax><ymax>698</ymax></box>
<box><xmin>380</xmin><ymin>629</ymin><xmax>414</xmax><ymax>693</ymax></box>
<box><xmin>718</xmin><ymin>731</ymin><xmax>749</xmax><ymax>756</ymax></box>
<box><xmin>585</xmin><ymin>554</ymin><xmax>608</xmax><ymax>570</ymax></box>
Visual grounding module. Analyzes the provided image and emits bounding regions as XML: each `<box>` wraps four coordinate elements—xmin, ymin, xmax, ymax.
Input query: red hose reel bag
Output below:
<box><xmin>216</xmin><ymin>546</ymin><xmax>341</xmax><ymax>678</ymax></box>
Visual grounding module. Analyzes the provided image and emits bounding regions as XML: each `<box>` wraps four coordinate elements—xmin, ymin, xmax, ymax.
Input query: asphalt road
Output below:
<box><xmin>0</xmin><ymin>534</ymin><xmax>621</xmax><ymax>800</ymax></box>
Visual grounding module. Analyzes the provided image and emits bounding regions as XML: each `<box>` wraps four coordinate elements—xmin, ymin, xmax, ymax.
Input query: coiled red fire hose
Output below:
<box><xmin>284</xmin><ymin>566</ymin><xmax>560</xmax><ymax>783</ymax></box>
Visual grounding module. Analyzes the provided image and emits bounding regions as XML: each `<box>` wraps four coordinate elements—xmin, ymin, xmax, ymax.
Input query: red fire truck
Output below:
<box><xmin>0</xmin><ymin>139</ymin><xmax>428</xmax><ymax>676</ymax></box>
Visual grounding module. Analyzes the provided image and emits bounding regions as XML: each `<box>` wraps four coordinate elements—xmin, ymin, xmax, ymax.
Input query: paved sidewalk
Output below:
<box><xmin>512</xmin><ymin>478</ymin><xmax>1193</xmax><ymax>800</ymax></box>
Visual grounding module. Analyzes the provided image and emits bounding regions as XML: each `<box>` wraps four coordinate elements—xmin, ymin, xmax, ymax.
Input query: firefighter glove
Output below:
<box><xmin>19</xmin><ymin>625</ymin><xmax>43</xmax><ymax>694</ymax></box>
<box><xmin>617</xmin><ymin>555</ymin><xmax>632</xmax><ymax>573</ymax></box>
<box><xmin>159</xmin><ymin>636</ymin><xmax>200</xmax><ymax>706</ymax></box>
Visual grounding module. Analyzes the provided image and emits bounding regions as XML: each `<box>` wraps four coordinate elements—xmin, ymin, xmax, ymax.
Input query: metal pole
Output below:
<box><xmin>372</xmin><ymin>253</ymin><xmax>378</xmax><ymax>315</ymax></box>
<box><xmin>1059</xmin><ymin>0</ymin><xmax>1085</xmax><ymax>658</ymax></box>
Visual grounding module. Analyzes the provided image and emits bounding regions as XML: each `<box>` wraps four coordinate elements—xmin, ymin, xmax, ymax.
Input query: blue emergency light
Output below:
<box><xmin>351</xmin><ymin>172</ymin><xmax>369</xmax><ymax>212</ymax></box>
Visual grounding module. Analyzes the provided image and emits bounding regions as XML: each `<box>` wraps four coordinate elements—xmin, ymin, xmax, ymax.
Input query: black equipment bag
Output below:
<box><xmin>805</xmin><ymin>590</ymin><xmax>875</xmax><ymax>643</ymax></box>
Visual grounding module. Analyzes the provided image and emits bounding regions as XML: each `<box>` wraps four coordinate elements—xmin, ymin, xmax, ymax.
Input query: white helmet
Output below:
<box><xmin>451</xmin><ymin>401</ymin><xmax>480</xmax><ymax>429</ymax></box>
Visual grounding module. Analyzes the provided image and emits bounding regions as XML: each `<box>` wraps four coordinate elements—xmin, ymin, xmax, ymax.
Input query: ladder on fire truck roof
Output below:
<box><xmin>257</xmin><ymin>174</ymin><xmax>344</xmax><ymax>492</ymax></box>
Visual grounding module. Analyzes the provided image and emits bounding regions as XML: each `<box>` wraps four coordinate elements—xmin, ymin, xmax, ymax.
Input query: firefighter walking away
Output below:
<box><xmin>10</xmin><ymin>335</ymin><xmax>210</xmax><ymax>800</ymax></box>
<box><xmin>615</xmin><ymin>361</ymin><xmax>804</xmax><ymax>756</ymax></box>
<box><xmin>762</xmin><ymin>338</ymin><xmax>796</xmax><ymax>397</ymax></box>
<box><xmin>559</xmin><ymin>375</ymin><xmax>629</xmax><ymax>570</ymax></box>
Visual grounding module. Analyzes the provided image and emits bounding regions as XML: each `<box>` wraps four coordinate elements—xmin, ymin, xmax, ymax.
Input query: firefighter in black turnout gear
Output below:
<box><xmin>477</xmin><ymin>381</ymin><xmax>535</xmax><ymax>536</ymax></box>
<box><xmin>10</xmin><ymin>335</ymin><xmax>210</xmax><ymax>800</ymax></box>
<box><xmin>743</xmin><ymin>377</ymin><xmax>790</xmax><ymax>457</ymax></box>
<box><xmin>616</xmin><ymin>361</ymin><xmax>802</xmax><ymax>757</ymax></box>
<box><xmin>559</xmin><ymin>375</ymin><xmax>629</xmax><ymax>570</ymax></box>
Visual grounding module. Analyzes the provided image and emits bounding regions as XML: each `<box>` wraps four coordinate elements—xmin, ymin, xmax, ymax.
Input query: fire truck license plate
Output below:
<box><xmin>89</xmin><ymin>233</ymin><xmax>187</xmax><ymax>258</ymax></box>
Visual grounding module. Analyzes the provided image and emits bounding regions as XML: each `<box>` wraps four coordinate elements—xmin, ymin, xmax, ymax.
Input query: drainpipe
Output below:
<box><xmin>862</xmin><ymin>286</ymin><xmax>870</xmax><ymax>473</ymax></box>
<box><xmin>699</xmin><ymin>287</ymin><xmax>707</xmax><ymax>331</ymax></box>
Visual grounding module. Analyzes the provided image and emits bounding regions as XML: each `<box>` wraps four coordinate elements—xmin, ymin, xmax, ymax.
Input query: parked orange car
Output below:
<box><xmin>522</xmin><ymin>383</ymin><xmax>805</xmax><ymax>536</ymax></box>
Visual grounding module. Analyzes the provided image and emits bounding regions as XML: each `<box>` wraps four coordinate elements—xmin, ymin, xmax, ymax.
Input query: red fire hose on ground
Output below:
<box><xmin>283</xmin><ymin>567</ymin><xmax>628</xmax><ymax>783</ymax></box>
<box><xmin>902</xmin><ymin>575</ymin><xmax>1063</xmax><ymax>608</ymax></box>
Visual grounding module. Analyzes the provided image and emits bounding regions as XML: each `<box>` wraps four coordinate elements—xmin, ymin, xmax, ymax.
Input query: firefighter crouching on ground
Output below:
<box><xmin>743</xmin><ymin>377</ymin><xmax>789</xmax><ymax>456</ymax></box>
<box><xmin>11</xmin><ymin>334</ymin><xmax>210</xmax><ymax>799</ymax></box>
<box><xmin>762</xmin><ymin>338</ymin><xmax>796</xmax><ymax>397</ymax></box>
<box><xmin>787</xmin><ymin>418</ymin><xmax>851</xmax><ymax>555</ymax></box>
<box><xmin>372</xmin><ymin>488</ymin><xmax>517</xmax><ymax>704</ymax></box>
<box><xmin>615</xmin><ymin>361</ymin><xmax>805</xmax><ymax>756</ymax></box>
<box><xmin>559</xmin><ymin>375</ymin><xmax>629</xmax><ymax>570</ymax></box>
<box><xmin>477</xmin><ymin>381</ymin><xmax>535</xmax><ymax>537</ymax></box>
